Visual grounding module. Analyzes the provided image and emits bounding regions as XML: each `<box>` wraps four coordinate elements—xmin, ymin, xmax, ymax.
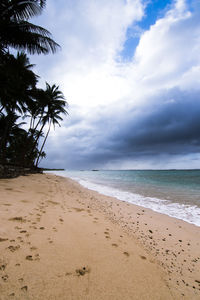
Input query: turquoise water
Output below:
<box><xmin>48</xmin><ymin>170</ymin><xmax>200</xmax><ymax>226</ymax></box>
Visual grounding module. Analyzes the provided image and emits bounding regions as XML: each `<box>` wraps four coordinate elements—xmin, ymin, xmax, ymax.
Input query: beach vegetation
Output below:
<box><xmin>0</xmin><ymin>0</ymin><xmax>68</xmax><ymax>176</ymax></box>
<box><xmin>34</xmin><ymin>83</ymin><xmax>68</xmax><ymax>167</ymax></box>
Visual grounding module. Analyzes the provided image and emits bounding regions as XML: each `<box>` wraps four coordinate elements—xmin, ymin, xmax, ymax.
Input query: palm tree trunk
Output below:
<box><xmin>35</xmin><ymin>120</ymin><xmax>51</xmax><ymax>167</ymax></box>
<box><xmin>29</xmin><ymin>116</ymin><xmax>33</xmax><ymax>131</ymax></box>
<box><xmin>34</xmin><ymin>115</ymin><xmax>43</xmax><ymax>132</ymax></box>
<box><xmin>31</xmin><ymin>121</ymin><xmax>45</xmax><ymax>149</ymax></box>
<box><xmin>0</xmin><ymin>111</ymin><xmax>13</xmax><ymax>164</ymax></box>
<box><xmin>0</xmin><ymin>121</ymin><xmax>9</xmax><ymax>164</ymax></box>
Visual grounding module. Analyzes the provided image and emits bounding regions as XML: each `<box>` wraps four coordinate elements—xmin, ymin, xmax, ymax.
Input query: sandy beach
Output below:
<box><xmin>0</xmin><ymin>173</ymin><xmax>200</xmax><ymax>299</ymax></box>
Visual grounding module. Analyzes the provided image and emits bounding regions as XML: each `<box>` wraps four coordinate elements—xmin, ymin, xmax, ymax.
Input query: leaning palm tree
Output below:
<box><xmin>0</xmin><ymin>0</ymin><xmax>59</xmax><ymax>55</ymax></box>
<box><xmin>35</xmin><ymin>83</ymin><xmax>68</xmax><ymax>167</ymax></box>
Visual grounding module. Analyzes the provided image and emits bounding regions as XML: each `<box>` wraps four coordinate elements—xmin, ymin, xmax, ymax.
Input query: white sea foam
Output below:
<box><xmin>70</xmin><ymin>176</ymin><xmax>200</xmax><ymax>227</ymax></box>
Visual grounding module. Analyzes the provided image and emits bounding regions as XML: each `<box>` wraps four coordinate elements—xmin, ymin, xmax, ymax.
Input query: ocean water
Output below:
<box><xmin>48</xmin><ymin>170</ymin><xmax>200</xmax><ymax>227</ymax></box>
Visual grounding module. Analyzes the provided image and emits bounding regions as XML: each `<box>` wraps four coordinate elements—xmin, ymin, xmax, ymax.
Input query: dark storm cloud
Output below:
<box><xmin>110</xmin><ymin>89</ymin><xmax>200</xmax><ymax>154</ymax></box>
<box><xmin>43</xmin><ymin>87</ymin><xmax>200</xmax><ymax>169</ymax></box>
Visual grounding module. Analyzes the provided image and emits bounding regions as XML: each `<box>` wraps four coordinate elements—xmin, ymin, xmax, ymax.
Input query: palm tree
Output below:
<box><xmin>27</xmin><ymin>87</ymin><xmax>48</xmax><ymax>132</ymax></box>
<box><xmin>0</xmin><ymin>1</ymin><xmax>66</xmax><ymax>174</ymax></box>
<box><xmin>0</xmin><ymin>52</ymin><xmax>39</xmax><ymax>166</ymax></box>
<box><xmin>0</xmin><ymin>111</ymin><xmax>26</xmax><ymax>163</ymax></box>
<box><xmin>35</xmin><ymin>83</ymin><xmax>68</xmax><ymax>167</ymax></box>
<box><xmin>0</xmin><ymin>0</ymin><xmax>59</xmax><ymax>55</ymax></box>
<box><xmin>0</xmin><ymin>52</ymin><xmax>38</xmax><ymax>113</ymax></box>
<box><xmin>8</xmin><ymin>126</ymin><xmax>40</xmax><ymax>167</ymax></box>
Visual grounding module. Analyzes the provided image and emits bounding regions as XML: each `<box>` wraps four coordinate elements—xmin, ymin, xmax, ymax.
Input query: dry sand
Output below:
<box><xmin>0</xmin><ymin>173</ymin><xmax>200</xmax><ymax>299</ymax></box>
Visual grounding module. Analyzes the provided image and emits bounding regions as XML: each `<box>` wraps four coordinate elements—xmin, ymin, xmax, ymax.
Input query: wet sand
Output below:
<box><xmin>0</xmin><ymin>173</ymin><xmax>200</xmax><ymax>299</ymax></box>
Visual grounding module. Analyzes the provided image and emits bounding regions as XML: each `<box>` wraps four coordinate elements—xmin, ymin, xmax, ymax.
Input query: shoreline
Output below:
<box><xmin>62</xmin><ymin>173</ymin><xmax>200</xmax><ymax>228</ymax></box>
<box><xmin>0</xmin><ymin>173</ymin><xmax>200</xmax><ymax>299</ymax></box>
<box><xmin>47</xmin><ymin>170</ymin><xmax>200</xmax><ymax>228</ymax></box>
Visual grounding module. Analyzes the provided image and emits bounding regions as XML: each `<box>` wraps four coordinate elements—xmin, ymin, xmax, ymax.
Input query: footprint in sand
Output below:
<box><xmin>123</xmin><ymin>251</ymin><xmax>130</xmax><ymax>257</ymax></box>
<box><xmin>8</xmin><ymin>245</ymin><xmax>20</xmax><ymax>252</ymax></box>
<box><xmin>10</xmin><ymin>217</ymin><xmax>26</xmax><ymax>223</ymax></box>
<box><xmin>48</xmin><ymin>200</ymin><xmax>59</xmax><ymax>205</ymax></box>
<box><xmin>112</xmin><ymin>243</ymin><xmax>118</xmax><ymax>247</ymax></box>
<box><xmin>2</xmin><ymin>274</ymin><xmax>9</xmax><ymax>281</ymax></box>
<box><xmin>30</xmin><ymin>246</ymin><xmax>37</xmax><ymax>251</ymax></box>
<box><xmin>0</xmin><ymin>264</ymin><xmax>6</xmax><ymax>271</ymax></box>
<box><xmin>26</xmin><ymin>255</ymin><xmax>33</xmax><ymax>261</ymax></box>
<box><xmin>0</xmin><ymin>238</ymin><xmax>8</xmax><ymax>242</ymax></box>
<box><xmin>9</xmin><ymin>293</ymin><xmax>15</xmax><ymax>297</ymax></box>
<box><xmin>104</xmin><ymin>231</ymin><xmax>110</xmax><ymax>239</ymax></box>
<box><xmin>76</xmin><ymin>266</ymin><xmax>90</xmax><ymax>276</ymax></box>
<box><xmin>21</xmin><ymin>286</ymin><xmax>28</xmax><ymax>292</ymax></box>
<box><xmin>73</xmin><ymin>208</ymin><xmax>85</xmax><ymax>212</ymax></box>
<box><xmin>140</xmin><ymin>255</ymin><xmax>147</xmax><ymax>260</ymax></box>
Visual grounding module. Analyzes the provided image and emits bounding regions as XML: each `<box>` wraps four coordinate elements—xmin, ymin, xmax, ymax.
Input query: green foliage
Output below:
<box><xmin>0</xmin><ymin>0</ymin><xmax>68</xmax><ymax>170</ymax></box>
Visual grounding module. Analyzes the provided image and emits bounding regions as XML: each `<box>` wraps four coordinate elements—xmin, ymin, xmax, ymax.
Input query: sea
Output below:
<box><xmin>47</xmin><ymin>169</ymin><xmax>200</xmax><ymax>227</ymax></box>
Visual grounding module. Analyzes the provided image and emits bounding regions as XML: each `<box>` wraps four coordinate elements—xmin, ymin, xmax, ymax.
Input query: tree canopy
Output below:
<box><xmin>0</xmin><ymin>0</ymin><xmax>60</xmax><ymax>55</ymax></box>
<box><xmin>0</xmin><ymin>0</ymin><xmax>68</xmax><ymax>174</ymax></box>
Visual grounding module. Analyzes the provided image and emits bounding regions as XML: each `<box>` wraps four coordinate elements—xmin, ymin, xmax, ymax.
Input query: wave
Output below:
<box><xmin>70</xmin><ymin>176</ymin><xmax>200</xmax><ymax>227</ymax></box>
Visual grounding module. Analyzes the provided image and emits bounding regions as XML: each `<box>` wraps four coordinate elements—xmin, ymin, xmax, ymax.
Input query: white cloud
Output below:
<box><xmin>126</xmin><ymin>0</ymin><xmax>200</xmax><ymax>93</ymax></box>
<box><xmin>31</xmin><ymin>0</ymin><xmax>200</xmax><ymax>168</ymax></box>
<box><xmin>33</xmin><ymin>0</ymin><xmax>145</xmax><ymax>106</ymax></box>
<box><xmin>34</xmin><ymin>0</ymin><xmax>200</xmax><ymax>102</ymax></box>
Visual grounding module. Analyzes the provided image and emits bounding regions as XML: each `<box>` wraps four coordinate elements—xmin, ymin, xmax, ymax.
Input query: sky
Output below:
<box><xmin>30</xmin><ymin>0</ymin><xmax>200</xmax><ymax>170</ymax></box>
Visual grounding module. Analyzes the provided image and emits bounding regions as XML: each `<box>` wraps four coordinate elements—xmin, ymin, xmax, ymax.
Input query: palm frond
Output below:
<box><xmin>0</xmin><ymin>20</ymin><xmax>60</xmax><ymax>54</ymax></box>
<box><xmin>1</xmin><ymin>0</ymin><xmax>46</xmax><ymax>20</ymax></box>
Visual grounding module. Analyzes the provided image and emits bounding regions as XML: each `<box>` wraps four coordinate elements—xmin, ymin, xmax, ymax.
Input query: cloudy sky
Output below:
<box><xmin>31</xmin><ymin>0</ymin><xmax>200</xmax><ymax>169</ymax></box>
